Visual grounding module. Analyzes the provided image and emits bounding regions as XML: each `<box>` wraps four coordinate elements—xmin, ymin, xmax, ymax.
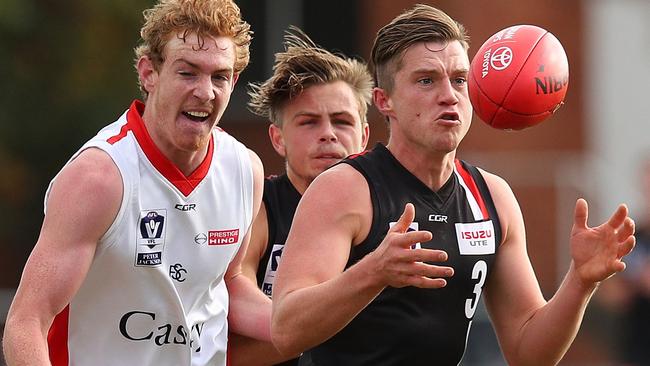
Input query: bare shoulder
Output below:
<box><xmin>475</xmin><ymin>167</ymin><xmax>524</xmax><ymax>243</ymax></box>
<box><xmin>300</xmin><ymin>163</ymin><xmax>371</xmax><ymax>245</ymax></box>
<box><xmin>46</xmin><ymin>147</ymin><xmax>123</xmax><ymax>240</ymax></box>
<box><xmin>247</xmin><ymin>148</ymin><xmax>264</xmax><ymax>175</ymax></box>
<box><xmin>475</xmin><ymin>167</ymin><xmax>520</xmax><ymax>208</ymax></box>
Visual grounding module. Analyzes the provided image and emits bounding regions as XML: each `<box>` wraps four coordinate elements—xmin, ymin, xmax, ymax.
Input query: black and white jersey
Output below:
<box><xmin>256</xmin><ymin>174</ymin><xmax>302</xmax><ymax>297</ymax></box>
<box><xmin>305</xmin><ymin>143</ymin><xmax>503</xmax><ymax>366</ymax></box>
<box><xmin>255</xmin><ymin>174</ymin><xmax>301</xmax><ymax>366</ymax></box>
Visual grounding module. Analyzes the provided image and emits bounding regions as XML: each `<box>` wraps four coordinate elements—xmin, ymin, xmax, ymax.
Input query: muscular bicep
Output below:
<box><xmin>273</xmin><ymin>165</ymin><xmax>371</xmax><ymax>301</ymax></box>
<box><xmin>480</xmin><ymin>171</ymin><xmax>545</xmax><ymax>352</ymax></box>
<box><xmin>8</xmin><ymin>148</ymin><xmax>122</xmax><ymax>326</ymax></box>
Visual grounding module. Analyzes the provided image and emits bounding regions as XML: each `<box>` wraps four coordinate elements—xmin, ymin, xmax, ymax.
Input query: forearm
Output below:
<box><xmin>3</xmin><ymin>316</ymin><xmax>51</xmax><ymax>366</ymax></box>
<box><xmin>272</xmin><ymin>255</ymin><xmax>385</xmax><ymax>356</ymax></box>
<box><xmin>228</xmin><ymin>333</ymin><xmax>298</xmax><ymax>366</ymax></box>
<box><xmin>513</xmin><ymin>264</ymin><xmax>597</xmax><ymax>366</ymax></box>
<box><xmin>227</xmin><ymin>274</ymin><xmax>272</xmax><ymax>342</ymax></box>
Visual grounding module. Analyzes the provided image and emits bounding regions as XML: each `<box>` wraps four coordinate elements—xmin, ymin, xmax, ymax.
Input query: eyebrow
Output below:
<box><xmin>291</xmin><ymin>110</ymin><xmax>356</xmax><ymax>120</ymax></box>
<box><xmin>411</xmin><ymin>67</ymin><xmax>469</xmax><ymax>77</ymax></box>
<box><xmin>172</xmin><ymin>58</ymin><xmax>233</xmax><ymax>74</ymax></box>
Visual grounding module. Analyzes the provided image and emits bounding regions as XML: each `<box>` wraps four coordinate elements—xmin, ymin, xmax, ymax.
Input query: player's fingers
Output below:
<box><xmin>610</xmin><ymin>259</ymin><xmax>626</xmax><ymax>273</ymax></box>
<box><xmin>573</xmin><ymin>198</ymin><xmax>588</xmax><ymax>230</ymax></box>
<box><xmin>390</xmin><ymin>203</ymin><xmax>416</xmax><ymax>234</ymax></box>
<box><xmin>617</xmin><ymin>235</ymin><xmax>636</xmax><ymax>259</ymax></box>
<box><xmin>407</xmin><ymin>248</ymin><xmax>448</xmax><ymax>263</ymax></box>
<box><xmin>393</xmin><ymin>229</ymin><xmax>432</xmax><ymax>249</ymax></box>
<box><xmin>405</xmin><ymin>275</ymin><xmax>448</xmax><ymax>289</ymax></box>
<box><xmin>616</xmin><ymin>217</ymin><xmax>635</xmax><ymax>242</ymax></box>
<box><xmin>410</xmin><ymin>262</ymin><xmax>454</xmax><ymax>279</ymax></box>
<box><xmin>607</xmin><ymin>204</ymin><xmax>629</xmax><ymax>230</ymax></box>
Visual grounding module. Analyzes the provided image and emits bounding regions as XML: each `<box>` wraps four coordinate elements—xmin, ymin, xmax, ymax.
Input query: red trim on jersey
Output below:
<box><xmin>47</xmin><ymin>305</ymin><xmax>69</xmax><ymax>366</ymax></box>
<box><xmin>347</xmin><ymin>149</ymin><xmax>371</xmax><ymax>160</ymax></box>
<box><xmin>455</xmin><ymin>159</ymin><xmax>489</xmax><ymax>219</ymax></box>
<box><xmin>118</xmin><ymin>100</ymin><xmax>214</xmax><ymax>196</ymax></box>
<box><xmin>107</xmin><ymin>122</ymin><xmax>130</xmax><ymax>145</ymax></box>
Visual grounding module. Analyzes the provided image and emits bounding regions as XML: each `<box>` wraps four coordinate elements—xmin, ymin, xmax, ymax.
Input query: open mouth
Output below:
<box><xmin>182</xmin><ymin>111</ymin><xmax>210</xmax><ymax>122</ymax></box>
<box><xmin>439</xmin><ymin>112</ymin><xmax>459</xmax><ymax>122</ymax></box>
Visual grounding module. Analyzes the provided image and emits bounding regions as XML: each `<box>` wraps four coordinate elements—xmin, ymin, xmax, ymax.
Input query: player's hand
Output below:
<box><xmin>369</xmin><ymin>203</ymin><xmax>453</xmax><ymax>289</ymax></box>
<box><xmin>570</xmin><ymin>198</ymin><xmax>636</xmax><ymax>285</ymax></box>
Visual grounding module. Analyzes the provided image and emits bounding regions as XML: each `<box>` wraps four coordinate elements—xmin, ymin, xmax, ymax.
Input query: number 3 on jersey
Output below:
<box><xmin>465</xmin><ymin>260</ymin><xmax>487</xmax><ymax>319</ymax></box>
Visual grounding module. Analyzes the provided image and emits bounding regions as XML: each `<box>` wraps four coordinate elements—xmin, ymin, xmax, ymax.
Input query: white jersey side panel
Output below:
<box><xmin>45</xmin><ymin>102</ymin><xmax>253</xmax><ymax>366</ymax></box>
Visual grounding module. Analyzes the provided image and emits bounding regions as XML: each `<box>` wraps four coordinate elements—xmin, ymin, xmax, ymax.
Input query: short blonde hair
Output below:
<box><xmin>371</xmin><ymin>4</ymin><xmax>469</xmax><ymax>92</ymax></box>
<box><xmin>134</xmin><ymin>0</ymin><xmax>252</xmax><ymax>98</ymax></box>
<box><xmin>248</xmin><ymin>26</ymin><xmax>373</xmax><ymax>126</ymax></box>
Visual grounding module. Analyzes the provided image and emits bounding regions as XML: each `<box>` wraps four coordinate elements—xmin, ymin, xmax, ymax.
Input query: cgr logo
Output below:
<box><xmin>175</xmin><ymin>203</ymin><xmax>196</xmax><ymax>212</ymax></box>
<box><xmin>428</xmin><ymin>214</ymin><xmax>448</xmax><ymax>223</ymax></box>
<box><xmin>119</xmin><ymin>311</ymin><xmax>204</xmax><ymax>352</ymax></box>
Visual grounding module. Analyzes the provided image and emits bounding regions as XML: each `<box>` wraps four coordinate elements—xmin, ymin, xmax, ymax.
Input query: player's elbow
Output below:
<box><xmin>270</xmin><ymin>318</ymin><xmax>301</xmax><ymax>357</ymax></box>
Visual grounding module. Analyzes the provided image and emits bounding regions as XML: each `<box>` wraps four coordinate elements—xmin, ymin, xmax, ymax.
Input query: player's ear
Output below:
<box><xmin>137</xmin><ymin>56</ymin><xmax>157</xmax><ymax>95</ymax></box>
<box><xmin>373</xmin><ymin>87</ymin><xmax>394</xmax><ymax>119</ymax></box>
<box><xmin>268</xmin><ymin>123</ymin><xmax>286</xmax><ymax>158</ymax></box>
<box><xmin>361</xmin><ymin>122</ymin><xmax>370</xmax><ymax>150</ymax></box>
<box><xmin>231</xmin><ymin>73</ymin><xmax>239</xmax><ymax>91</ymax></box>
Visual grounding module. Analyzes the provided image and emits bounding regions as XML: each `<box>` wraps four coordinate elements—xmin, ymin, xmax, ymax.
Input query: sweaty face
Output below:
<box><xmin>379</xmin><ymin>40</ymin><xmax>472</xmax><ymax>155</ymax></box>
<box><xmin>140</xmin><ymin>32</ymin><xmax>237</xmax><ymax>158</ymax></box>
<box><xmin>272</xmin><ymin>81</ymin><xmax>369</xmax><ymax>193</ymax></box>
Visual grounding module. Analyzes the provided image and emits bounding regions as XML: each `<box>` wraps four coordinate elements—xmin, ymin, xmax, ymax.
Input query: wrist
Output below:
<box><xmin>567</xmin><ymin>261</ymin><xmax>599</xmax><ymax>294</ymax></box>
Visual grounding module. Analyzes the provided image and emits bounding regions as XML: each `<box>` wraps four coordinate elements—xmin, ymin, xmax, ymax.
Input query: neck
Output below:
<box><xmin>285</xmin><ymin>168</ymin><xmax>310</xmax><ymax>196</ymax></box>
<box><xmin>386</xmin><ymin>141</ymin><xmax>456</xmax><ymax>192</ymax></box>
<box><xmin>142</xmin><ymin>115</ymin><xmax>209</xmax><ymax>177</ymax></box>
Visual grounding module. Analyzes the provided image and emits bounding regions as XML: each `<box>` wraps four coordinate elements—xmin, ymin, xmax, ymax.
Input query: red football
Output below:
<box><xmin>468</xmin><ymin>25</ymin><xmax>569</xmax><ymax>130</ymax></box>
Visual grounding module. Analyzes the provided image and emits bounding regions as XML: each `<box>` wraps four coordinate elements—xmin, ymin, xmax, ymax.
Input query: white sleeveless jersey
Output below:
<box><xmin>45</xmin><ymin>101</ymin><xmax>254</xmax><ymax>366</ymax></box>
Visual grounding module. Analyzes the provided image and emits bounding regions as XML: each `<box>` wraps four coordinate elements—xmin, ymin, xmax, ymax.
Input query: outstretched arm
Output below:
<box><xmin>483</xmin><ymin>172</ymin><xmax>635</xmax><ymax>366</ymax></box>
<box><xmin>271</xmin><ymin>164</ymin><xmax>452</xmax><ymax>356</ymax></box>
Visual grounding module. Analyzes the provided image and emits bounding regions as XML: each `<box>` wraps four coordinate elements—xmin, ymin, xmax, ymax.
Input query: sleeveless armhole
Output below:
<box><xmin>459</xmin><ymin>161</ymin><xmax>503</xmax><ymax>248</ymax></box>
<box><xmin>256</xmin><ymin>188</ymin><xmax>275</xmax><ymax>287</ymax></box>
<box><xmin>340</xmin><ymin>159</ymin><xmax>383</xmax><ymax>265</ymax></box>
<box><xmin>43</xmin><ymin>142</ymin><xmax>131</xmax><ymax>254</ymax></box>
<box><xmin>233</xmin><ymin>140</ymin><xmax>254</xmax><ymax>234</ymax></box>
<box><xmin>94</xmin><ymin>142</ymin><xmax>131</xmax><ymax>252</ymax></box>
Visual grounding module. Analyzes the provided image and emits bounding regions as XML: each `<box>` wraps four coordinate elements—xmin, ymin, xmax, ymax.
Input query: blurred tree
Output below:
<box><xmin>0</xmin><ymin>0</ymin><xmax>154</xmax><ymax>286</ymax></box>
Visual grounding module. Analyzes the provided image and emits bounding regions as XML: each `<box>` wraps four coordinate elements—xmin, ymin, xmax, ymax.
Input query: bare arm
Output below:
<box><xmin>482</xmin><ymin>171</ymin><xmax>635</xmax><ymax>366</ymax></box>
<box><xmin>2</xmin><ymin>148</ymin><xmax>122</xmax><ymax>366</ymax></box>
<box><xmin>225</xmin><ymin>150</ymin><xmax>273</xmax><ymax>342</ymax></box>
<box><xmin>271</xmin><ymin>164</ymin><xmax>453</xmax><ymax>356</ymax></box>
<box><xmin>228</xmin><ymin>199</ymin><xmax>301</xmax><ymax>365</ymax></box>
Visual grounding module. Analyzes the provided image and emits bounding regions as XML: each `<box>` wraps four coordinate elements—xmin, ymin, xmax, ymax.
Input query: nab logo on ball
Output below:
<box><xmin>469</xmin><ymin>24</ymin><xmax>569</xmax><ymax>130</ymax></box>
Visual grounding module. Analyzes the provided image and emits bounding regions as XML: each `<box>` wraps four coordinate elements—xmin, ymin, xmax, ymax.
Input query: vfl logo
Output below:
<box><xmin>490</xmin><ymin>47</ymin><xmax>513</xmax><ymax>71</ymax></box>
<box><xmin>262</xmin><ymin>244</ymin><xmax>284</xmax><ymax>297</ymax></box>
<box><xmin>169</xmin><ymin>263</ymin><xmax>187</xmax><ymax>282</ymax></box>
<box><xmin>208</xmin><ymin>229</ymin><xmax>239</xmax><ymax>245</ymax></box>
<box><xmin>136</xmin><ymin>210</ymin><xmax>167</xmax><ymax>267</ymax></box>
